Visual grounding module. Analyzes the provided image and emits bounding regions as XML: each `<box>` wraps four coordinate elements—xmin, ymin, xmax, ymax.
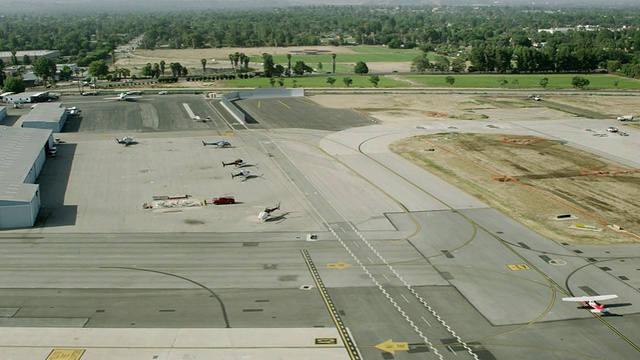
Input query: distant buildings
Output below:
<box><xmin>0</xmin><ymin>50</ymin><xmax>59</xmax><ymax>64</ymax></box>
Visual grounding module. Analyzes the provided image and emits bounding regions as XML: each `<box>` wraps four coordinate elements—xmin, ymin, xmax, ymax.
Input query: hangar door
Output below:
<box><xmin>0</xmin><ymin>202</ymin><xmax>35</xmax><ymax>229</ymax></box>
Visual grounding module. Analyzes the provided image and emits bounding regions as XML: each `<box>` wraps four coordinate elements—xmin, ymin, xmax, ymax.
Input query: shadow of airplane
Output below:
<box><xmin>265</xmin><ymin>212</ymin><xmax>290</xmax><ymax>222</ymax></box>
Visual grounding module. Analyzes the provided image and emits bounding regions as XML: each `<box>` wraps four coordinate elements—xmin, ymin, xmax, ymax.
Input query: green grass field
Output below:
<box><xmin>403</xmin><ymin>74</ymin><xmax>640</xmax><ymax>90</ymax></box>
<box><xmin>203</xmin><ymin>46</ymin><xmax>640</xmax><ymax>90</ymax></box>
<box><xmin>223</xmin><ymin>73</ymin><xmax>640</xmax><ymax>90</ymax></box>
<box><xmin>225</xmin><ymin>75</ymin><xmax>411</xmax><ymax>88</ymax></box>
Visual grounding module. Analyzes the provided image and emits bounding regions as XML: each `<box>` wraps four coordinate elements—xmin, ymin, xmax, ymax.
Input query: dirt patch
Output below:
<box><xmin>390</xmin><ymin>133</ymin><xmax>640</xmax><ymax>244</ymax></box>
<box><xmin>310</xmin><ymin>94</ymin><xmax>495</xmax><ymax>122</ymax></box>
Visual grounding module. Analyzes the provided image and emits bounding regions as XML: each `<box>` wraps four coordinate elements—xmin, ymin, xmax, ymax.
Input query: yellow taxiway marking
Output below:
<box><xmin>277</xmin><ymin>100</ymin><xmax>291</xmax><ymax>109</ymax></box>
<box><xmin>507</xmin><ymin>264</ymin><xmax>530</xmax><ymax>271</ymax></box>
<box><xmin>326</xmin><ymin>262</ymin><xmax>351</xmax><ymax>270</ymax></box>
<box><xmin>375</xmin><ymin>339</ymin><xmax>409</xmax><ymax>354</ymax></box>
<box><xmin>46</xmin><ymin>349</ymin><xmax>85</xmax><ymax>360</ymax></box>
<box><xmin>315</xmin><ymin>338</ymin><xmax>338</xmax><ymax>345</ymax></box>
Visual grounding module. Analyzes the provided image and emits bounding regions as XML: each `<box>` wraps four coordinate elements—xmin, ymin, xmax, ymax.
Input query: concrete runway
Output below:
<box><xmin>1</xmin><ymin>94</ymin><xmax>639</xmax><ymax>359</ymax></box>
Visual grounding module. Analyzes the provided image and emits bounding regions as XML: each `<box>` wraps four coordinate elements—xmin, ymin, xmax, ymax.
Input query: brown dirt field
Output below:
<box><xmin>389</xmin><ymin>133</ymin><xmax>640</xmax><ymax>244</ymax></box>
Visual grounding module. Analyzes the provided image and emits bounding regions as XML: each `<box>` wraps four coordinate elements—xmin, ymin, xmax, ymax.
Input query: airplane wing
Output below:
<box><xmin>562</xmin><ymin>295</ymin><xmax>618</xmax><ymax>302</ymax></box>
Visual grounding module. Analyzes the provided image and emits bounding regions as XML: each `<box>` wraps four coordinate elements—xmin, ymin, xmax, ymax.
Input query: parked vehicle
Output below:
<box><xmin>212</xmin><ymin>196</ymin><xmax>235</xmax><ymax>205</ymax></box>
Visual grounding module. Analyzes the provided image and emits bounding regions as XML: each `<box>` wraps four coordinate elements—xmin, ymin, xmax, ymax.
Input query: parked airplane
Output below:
<box><xmin>104</xmin><ymin>93</ymin><xmax>141</xmax><ymax>101</ymax></box>
<box><xmin>202</xmin><ymin>140</ymin><xmax>231</xmax><ymax>148</ymax></box>
<box><xmin>222</xmin><ymin>158</ymin><xmax>246</xmax><ymax>167</ymax></box>
<box><xmin>562</xmin><ymin>294</ymin><xmax>618</xmax><ymax>314</ymax></box>
<box><xmin>258</xmin><ymin>202</ymin><xmax>281</xmax><ymax>221</ymax></box>
<box><xmin>193</xmin><ymin>116</ymin><xmax>211</xmax><ymax>122</ymax></box>
<box><xmin>116</xmin><ymin>136</ymin><xmax>135</xmax><ymax>146</ymax></box>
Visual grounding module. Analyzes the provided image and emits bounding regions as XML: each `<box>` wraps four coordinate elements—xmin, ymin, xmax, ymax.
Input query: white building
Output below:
<box><xmin>22</xmin><ymin>103</ymin><xmax>68</xmax><ymax>133</ymax></box>
<box><xmin>0</xmin><ymin>126</ymin><xmax>54</xmax><ymax>229</ymax></box>
<box><xmin>3</xmin><ymin>91</ymin><xmax>51</xmax><ymax>104</ymax></box>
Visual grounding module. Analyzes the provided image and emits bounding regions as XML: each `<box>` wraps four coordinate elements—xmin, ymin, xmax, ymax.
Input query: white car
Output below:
<box><xmin>158</xmin><ymin>91</ymin><xmax>169</xmax><ymax>95</ymax></box>
<box><xmin>126</xmin><ymin>90</ymin><xmax>142</xmax><ymax>95</ymax></box>
<box><xmin>607</xmin><ymin>126</ymin><xmax>619</xmax><ymax>133</ymax></box>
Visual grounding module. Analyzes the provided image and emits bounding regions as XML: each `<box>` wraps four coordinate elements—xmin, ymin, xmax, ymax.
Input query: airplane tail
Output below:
<box><xmin>222</xmin><ymin>161</ymin><xmax>226</xmax><ymax>167</ymax></box>
<box><xmin>276</xmin><ymin>202</ymin><xmax>281</xmax><ymax>211</ymax></box>
<box><xmin>202</xmin><ymin>141</ymin><xmax>206</xmax><ymax>146</ymax></box>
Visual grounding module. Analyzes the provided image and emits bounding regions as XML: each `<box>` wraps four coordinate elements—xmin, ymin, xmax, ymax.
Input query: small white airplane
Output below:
<box><xmin>116</xmin><ymin>136</ymin><xmax>135</xmax><ymax>146</ymax></box>
<box><xmin>104</xmin><ymin>93</ymin><xmax>141</xmax><ymax>101</ymax></box>
<box><xmin>202</xmin><ymin>140</ymin><xmax>231</xmax><ymax>148</ymax></box>
<box><xmin>258</xmin><ymin>202</ymin><xmax>280</xmax><ymax>221</ymax></box>
<box><xmin>562</xmin><ymin>294</ymin><xmax>618</xmax><ymax>314</ymax></box>
<box><xmin>193</xmin><ymin>116</ymin><xmax>211</xmax><ymax>122</ymax></box>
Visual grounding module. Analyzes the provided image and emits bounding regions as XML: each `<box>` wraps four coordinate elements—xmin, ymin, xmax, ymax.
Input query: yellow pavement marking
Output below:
<box><xmin>46</xmin><ymin>349</ymin><xmax>85</xmax><ymax>360</ymax></box>
<box><xmin>326</xmin><ymin>262</ymin><xmax>352</xmax><ymax>270</ymax></box>
<box><xmin>507</xmin><ymin>264</ymin><xmax>530</xmax><ymax>271</ymax></box>
<box><xmin>375</xmin><ymin>339</ymin><xmax>409</xmax><ymax>354</ymax></box>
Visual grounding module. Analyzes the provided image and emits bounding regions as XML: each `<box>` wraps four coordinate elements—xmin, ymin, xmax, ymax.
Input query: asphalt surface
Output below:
<box><xmin>1</xmin><ymin>93</ymin><xmax>639</xmax><ymax>359</ymax></box>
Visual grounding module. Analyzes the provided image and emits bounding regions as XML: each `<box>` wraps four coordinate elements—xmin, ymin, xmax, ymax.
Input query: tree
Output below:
<box><xmin>369</xmin><ymin>75</ymin><xmax>380</xmax><ymax>87</ymax></box>
<box><xmin>3</xmin><ymin>76</ymin><xmax>25</xmax><ymax>93</ymax></box>
<box><xmin>269</xmin><ymin>78</ymin><xmax>276</xmax><ymax>87</ymax></box>
<box><xmin>445</xmin><ymin>76</ymin><xmax>455</xmax><ymax>85</ymax></box>
<box><xmin>317</xmin><ymin>62</ymin><xmax>323</xmax><ymax>72</ymax></box>
<box><xmin>153</xmin><ymin>63</ymin><xmax>160</xmax><ymax>78</ymax></box>
<box><xmin>433</xmin><ymin>56</ymin><xmax>450</xmax><ymax>72</ymax></box>
<box><xmin>141</xmin><ymin>63</ymin><xmax>154</xmax><ymax>77</ymax></box>
<box><xmin>450</xmin><ymin>58</ymin><xmax>466</xmax><ymax>73</ymax></box>
<box><xmin>88</xmin><ymin>60</ymin><xmax>109</xmax><ymax>77</ymax></box>
<box><xmin>32</xmin><ymin>57</ymin><xmax>57</xmax><ymax>82</ymax></box>
<box><xmin>160</xmin><ymin>60</ymin><xmax>166</xmax><ymax>76</ymax></box>
<box><xmin>343</xmin><ymin>77</ymin><xmax>353</xmax><ymax>87</ymax></box>
<box><xmin>540</xmin><ymin>77</ymin><xmax>549</xmax><ymax>89</ymax></box>
<box><xmin>277</xmin><ymin>76</ymin><xmax>285</xmax><ymax>87</ymax></box>
<box><xmin>170</xmin><ymin>62</ymin><xmax>184</xmax><ymax>77</ymax></box>
<box><xmin>411</xmin><ymin>54</ymin><xmax>431</xmax><ymax>73</ymax></box>
<box><xmin>60</xmin><ymin>65</ymin><xmax>73</xmax><ymax>81</ymax></box>
<box><xmin>201</xmin><ymin>58</ymin><xmax>207</xmax><ymax>74</ymax></box>
<box><xmin>262</xmin><ymin>53</ymin><xmax>275</xmax><ymax>77</ymax></box>
<box><xmin>498</xmin><ymin>77</ymin><xmax>508</xmax><ymax>87</ymax></box>
<box><xmin>22</xmin><ymin>54</ymin><xmax>31</xmax><ymax>65</ymax></box>
<box><xmin>354</xmin><ymin>61</ymin><xmax>368</xmax><ymax>75</ymax></box>
<box><xmin>331</xmin><ymin>53</ymin><xmax>336</xmax><ymax>73</ymax></box>
<box><xmin>572</xmin><ymin>76</ymin><xmax>590</xmax><ymax>89</ymax></box>
<box><xmin>326</xmin><ymin>77</ymin><xmax>336</xmax><ymax>86</ymax></box>
<box><xmin>286</xmin><ymin>54</ymin><xmax>292</xmax><ymax>74</ymax></box>
<box><xmin>292</xmin><ymin>61</ymin><xmax>312</xmax><ymax>76</ymax></box>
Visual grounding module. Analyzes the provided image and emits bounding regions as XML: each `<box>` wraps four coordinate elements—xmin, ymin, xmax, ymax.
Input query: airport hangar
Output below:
<box><xmin>0</xmin><ymin>105</ymin><xmax>58</xmax><ymax>229</ymax></box>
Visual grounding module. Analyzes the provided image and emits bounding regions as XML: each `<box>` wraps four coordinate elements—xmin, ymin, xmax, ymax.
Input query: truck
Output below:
<box><xmin>617</xmin><ymin>115</ymin><xmax>633</xmax><ymax>121</ymax></box>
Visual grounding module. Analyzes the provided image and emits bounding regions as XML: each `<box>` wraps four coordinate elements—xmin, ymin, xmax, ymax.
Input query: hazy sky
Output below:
<box><xmin>0</xmin><ymin>0</ymin><xmax>638</xmax><ymax>13</ymax></box>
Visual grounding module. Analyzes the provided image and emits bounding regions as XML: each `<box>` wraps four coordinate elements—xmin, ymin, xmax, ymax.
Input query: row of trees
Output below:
<box><xmin>2</xmin><ymin>6</ymin><xmax>640</xmax><ymax>67</ymax></box>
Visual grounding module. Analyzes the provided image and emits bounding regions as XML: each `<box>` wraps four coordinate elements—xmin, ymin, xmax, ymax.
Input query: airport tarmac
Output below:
<box><xmin>1</xmin><ymin>93</ymin><xmax>639</xmax><ymax>359</ymax></box>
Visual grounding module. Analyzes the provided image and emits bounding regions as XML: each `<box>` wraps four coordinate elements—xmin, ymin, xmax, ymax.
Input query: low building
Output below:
<box><xmin>0</xmin><ymin>126</ymin><xmax>54</xmax><ymax>229</ymax></box>
<box><xmin>0</xmin><ymin>50</ymin><xmax>59</xmax><ymax>64</ymax></box>
<box><xmin>22</xmin><ymin>103</ymin><xmax>68</xmax><ymax>133</ymax></box>
<box><xmin>3</xmin><ymin>91</ymin><xmax>51</xmax><ymax>104</ymax></box>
